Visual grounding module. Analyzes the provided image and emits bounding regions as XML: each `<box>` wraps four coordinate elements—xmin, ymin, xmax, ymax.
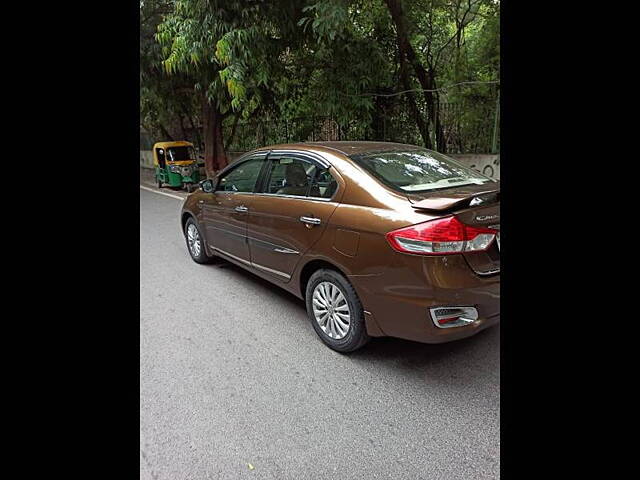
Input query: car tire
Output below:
<box><xmin>305</xmin><ymin>269</ymin><xmax>370</xmax><ymax>352</ymax></box>
<box><xmin>184</xmin><ymin>217</ymin><xmax>214</xmax><ymax>264</ymax></box>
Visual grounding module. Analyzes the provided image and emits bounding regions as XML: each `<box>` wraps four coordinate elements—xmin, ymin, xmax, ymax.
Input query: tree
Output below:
<box><xmin>140</xmin><ymin>0</ymin><xmax>500</xmax><ymax>160</ymax></box>
<box><xmin>156</xmin><ymin>0</ymin><xmax>312</xmax><ymax>177</ymax></box>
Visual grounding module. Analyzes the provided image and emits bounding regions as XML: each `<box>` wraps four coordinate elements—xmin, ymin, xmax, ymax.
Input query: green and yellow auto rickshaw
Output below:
<box><xmin>153</xmin><ymin>141</ymin><xmax>201</xmax><ymax>193</ymax></box>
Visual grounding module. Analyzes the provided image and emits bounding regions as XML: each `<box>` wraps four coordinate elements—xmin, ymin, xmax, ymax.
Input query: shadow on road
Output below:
<box><xmin>209</xmin><ymin>256</ymin><xmax>499</xmax><ymax>386</ymax></box>
<box><xmin>349</xmin><ymin>327</ymin><xmax>499</xmax><ymax>387</ymax></box>
<box><xmin>212</xmin><ymin>257</ymin><xmax>307</xmax><ymax>309</ymax></box>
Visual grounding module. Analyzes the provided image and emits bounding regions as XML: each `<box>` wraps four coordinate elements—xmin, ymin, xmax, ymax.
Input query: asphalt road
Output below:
<box><xmin>140</xmin><ymin>187</ymin><xmax>500</xmax><ymax>480</ymax></box>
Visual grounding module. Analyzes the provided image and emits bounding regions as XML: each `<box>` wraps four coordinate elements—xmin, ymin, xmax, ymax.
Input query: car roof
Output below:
<box><xmin>256</xmin><ymin>141</ymin><xmax>423</xmax><ymax>157</ymax></box>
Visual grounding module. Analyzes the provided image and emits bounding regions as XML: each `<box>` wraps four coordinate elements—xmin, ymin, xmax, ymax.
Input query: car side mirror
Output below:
<box><xmin>199</xmin><ymin>179</ymin><xmax>216</xmax><ymax>193</ymax></box>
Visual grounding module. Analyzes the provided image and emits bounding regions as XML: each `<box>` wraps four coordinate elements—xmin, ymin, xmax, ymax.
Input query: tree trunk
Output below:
<box><xmin>399</xmin><ymin>61</ymin><xmax>431</xmax><ymax>148</ymax></box>
<box><xmin>224</xmin><ymin>112</ymin><xmax>241</xmax><ymax>152</ymax></box>
<box><xmin>158</xmin><ymin>123</ymin><xmax>174</xmax><ymax>141</ymax></box>
<box><xmin>202</xmin><ymin>98</ymin><xmax>229</xmax><ymax>178</ymax></box>
<box><xmin>430</xmin><ymin>75</ymin><xmax>446</xmax><ymax>153</ymax></box>
<box><xmin>182</xmin><ymin>104</ymin><xmax>201</xmax><ymax>150</ymax></box>
<box><xmin>385</xmin><ymin>0</ymin><xmax>444</xmax><ymax>150</ymax></box>
<box><xmin>179</xmin><ymin>114</ymin><xmax>188</xmax><ymax>141</ymax></box>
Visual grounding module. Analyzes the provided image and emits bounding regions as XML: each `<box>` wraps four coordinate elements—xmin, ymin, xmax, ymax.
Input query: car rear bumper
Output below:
<box><xmin>351</xmin><ymin>254</ymin><xmax>500</xmax><ymax>344</ymax></box>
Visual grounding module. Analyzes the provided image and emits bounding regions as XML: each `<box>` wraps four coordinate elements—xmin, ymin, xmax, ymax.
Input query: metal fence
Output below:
<box><xmin>223</xmin><ymin>100</ymin><xmax>499</xmax><ymax>155</ymax></box>
<box><xmin>142</xmin><ymin>99</ymin><xmax>500</xmax><ymax>155</ymax></box>
<box><xmin>439</xmin><ymin>100</ymin><xmax>500</xmax><ymax>154</ymax></box>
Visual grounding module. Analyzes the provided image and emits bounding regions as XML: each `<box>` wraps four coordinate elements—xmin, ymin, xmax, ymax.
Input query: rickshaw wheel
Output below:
<box><xmin>185</xmin><ymin>184</ymin><xmax>193</xmax><ymax>193</ymax></box>
<box><xmin>157</xmin><ymin>178</ymin><xmax>163</xmax><ymax>189</ymax></box>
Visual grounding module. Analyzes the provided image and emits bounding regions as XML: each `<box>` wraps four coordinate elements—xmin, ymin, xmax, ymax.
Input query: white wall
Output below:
<box><xmin>140</xmin><ymin>150</ymin><xmax>154</xmax><ymax>169</ymax></box>
<box><xmin>449</xmin><ymin>154</ymin><xmax>500</xmax><ymax>180</ymax></box>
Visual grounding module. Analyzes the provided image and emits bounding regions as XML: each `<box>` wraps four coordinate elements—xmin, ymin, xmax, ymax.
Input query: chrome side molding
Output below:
<box><xmin>274</xmin><ymin>247</ymin><xmax>298</xmax><ymax>254</ymax></box>
<box><xmin>211</xmin><ymin>246</ymin><xmax>292</xmax><ymax>280</ymax></box>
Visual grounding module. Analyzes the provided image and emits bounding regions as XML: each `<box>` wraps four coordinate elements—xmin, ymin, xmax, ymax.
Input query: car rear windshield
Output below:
<box><xmin>350</xmin><ymin>149</ymin><xmax>494</xmax><ymax>193</ymax></box>
<box><xmin>167</xmin><ymin>146</ymin><xmax>195</xmax><ymax>162</ymax></box>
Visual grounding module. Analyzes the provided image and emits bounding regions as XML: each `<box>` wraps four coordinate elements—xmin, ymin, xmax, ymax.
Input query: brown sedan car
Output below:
<box><xmin>181</xmin><ymin>142</ymin><xmax>500</xmax><ymax>352</ymax></box>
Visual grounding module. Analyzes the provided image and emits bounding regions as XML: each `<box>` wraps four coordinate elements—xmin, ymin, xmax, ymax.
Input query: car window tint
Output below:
<box><xmin>264</xmin><ymin>158</ymin><xmax>318</xmax><ymax>197</ymax></box>
<box><xmin>311</xmin><ymin>168</ymin><xmax>337</xmax><ymax>199</ymax></box>
<box><xmin>216</xmin><ymin>158</ymin><xmax>264</xmax><ymax>193</ymax></box>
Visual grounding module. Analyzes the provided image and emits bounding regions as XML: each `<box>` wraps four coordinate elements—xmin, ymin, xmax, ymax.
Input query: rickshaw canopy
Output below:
<box><xmin>152</xmin><ymin>141</ymin><xmax>196</xmax><ymax>167</ymax></box>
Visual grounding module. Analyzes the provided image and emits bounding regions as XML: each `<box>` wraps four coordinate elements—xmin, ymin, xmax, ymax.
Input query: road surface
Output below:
<box><xmin>140</xmin><ymin>187</ymin><xmax>500</xmax><ymax>480</ymax></box>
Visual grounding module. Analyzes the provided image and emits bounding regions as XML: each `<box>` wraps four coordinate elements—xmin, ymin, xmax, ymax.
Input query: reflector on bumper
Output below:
<box><xmin>430</xmin><ymin>306</ymin><xmax>479</xmax><ymax>328</ymax></box>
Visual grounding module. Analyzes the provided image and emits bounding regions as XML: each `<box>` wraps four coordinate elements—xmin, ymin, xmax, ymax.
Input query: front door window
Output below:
<box><xmin>216</xmin><ymin>158</ymin><xmax>264</xmax><ymax>193</ymax></box>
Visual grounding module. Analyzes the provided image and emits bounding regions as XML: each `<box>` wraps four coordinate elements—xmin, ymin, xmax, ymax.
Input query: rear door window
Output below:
<box><xmin>311</xmin><ymin>168</ymin><xmax>338</xmax><ymax>199</ymax></box>
<box><xmin>263</xmin><ymin>157</ymin><xmax>317</xmax><ymax>197</ymax></box>
<box><xmin>261</xmin><ymin>156</ymin><xmax>337</xmax><ymax>199</ymax></box>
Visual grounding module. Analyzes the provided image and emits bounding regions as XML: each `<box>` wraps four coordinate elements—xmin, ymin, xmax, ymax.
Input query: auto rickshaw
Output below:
<box><xmin>153</xmin><ymin>141</ymin><xmax>201</xmax><ymax>192</ymax></box>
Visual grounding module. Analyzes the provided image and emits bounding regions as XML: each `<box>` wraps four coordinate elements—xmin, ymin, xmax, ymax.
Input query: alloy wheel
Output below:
<box><xmin>312</xmin><ymin>281</ymin><xmax>351</xmax><ymax>339</ymax></box>
<box><xmin>187</xmin><ymin>224</ymin><xmax>201</xmax><ymax>257</ymax></box>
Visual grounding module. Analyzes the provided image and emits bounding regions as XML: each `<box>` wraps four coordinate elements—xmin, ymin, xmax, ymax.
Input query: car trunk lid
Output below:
<box><xmin>405</xmin><ymin>182</ymin><xmax>500</xmax><ymax>213</ymax></box>
<box><xmin>407</xmin><ymin>184</ymin><xmax>500</xmax><ymax>275</ymax></box>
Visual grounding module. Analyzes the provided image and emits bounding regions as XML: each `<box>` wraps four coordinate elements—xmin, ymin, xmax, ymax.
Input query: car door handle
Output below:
<box><xmin>300</xmin><ymin>216</ymin><xmax>321</xmax><ymax>226</ymax></box>
<box><xmin>235</xmin><ymin>205</ymin><xmax>249</xmax><ymax>213</ymax></box>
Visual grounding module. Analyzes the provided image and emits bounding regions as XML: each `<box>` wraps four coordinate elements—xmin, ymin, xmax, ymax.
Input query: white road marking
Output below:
<box><xmin>140</xmin><ymin>185</ymin><xmax>185</xmax><ymax>201</ymax></box>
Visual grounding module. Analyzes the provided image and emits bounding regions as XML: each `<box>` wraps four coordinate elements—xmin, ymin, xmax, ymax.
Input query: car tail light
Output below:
<box><xmin>430</xmin><ymin>306</ymin><xmax>479</xmax><ymax>328</ymax></box>
<box><xmin>385</xmin><ymin>216</ymin><xmax>497</xmax><ymax>255</ymax></box>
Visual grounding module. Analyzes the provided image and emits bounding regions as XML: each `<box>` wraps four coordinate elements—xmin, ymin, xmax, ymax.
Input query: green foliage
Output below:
<box><xmin>140</xmin><ymin>0</ymin><xmax>500</xmax><ymax>153</ymax></box>
<box><xmin>299</xmin><ymin>0</ymin><xmax>350</xmax><ymax>41</ymax></box>
<box><xmin>140</xmin><ymin>0</ymin><xmax>198</xmax><ymax>141</ymax></box>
